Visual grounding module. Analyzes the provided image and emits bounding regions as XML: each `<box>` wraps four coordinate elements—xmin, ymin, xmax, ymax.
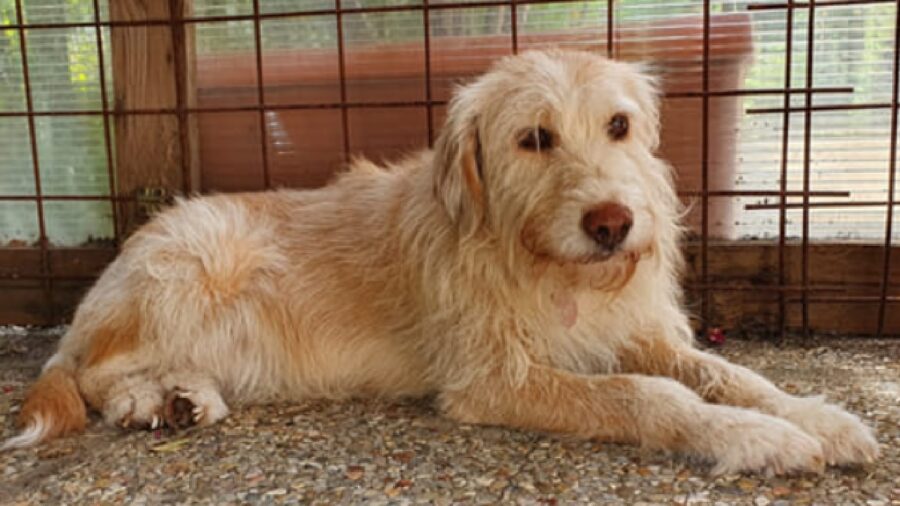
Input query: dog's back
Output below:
<box><xmin>4</xmin><ymin>164</ymin><xmax>442</xmax><ymax>449</ymax></box>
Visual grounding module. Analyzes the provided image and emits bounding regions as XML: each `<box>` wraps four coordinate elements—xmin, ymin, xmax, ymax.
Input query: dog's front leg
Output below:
<box><xmin>439</xmin><ymin>365</ymin><xmax>825</xmax><ymax>475</ymax></box>
<box><xmin>618</xmin><ymin>337</ymin><xmax>879</xmax><ymax>466</ymax></box>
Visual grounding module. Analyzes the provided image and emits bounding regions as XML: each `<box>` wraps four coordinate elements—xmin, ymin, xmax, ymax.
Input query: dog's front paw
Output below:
<box><xmin>703</xmin><ymin>408</ymin><xmax>825</xmax><ymax>476</ymax></box>
<box><xmin>779</xmin><ymin>396</ymin><xmax>879</xmax><ymax>466</ymax></box>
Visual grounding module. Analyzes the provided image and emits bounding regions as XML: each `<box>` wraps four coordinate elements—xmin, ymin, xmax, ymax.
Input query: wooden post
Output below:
<box><xmin>110</xmin><ymin>0</ymin><xmax>199</xmax><ymax>236</ymax></box>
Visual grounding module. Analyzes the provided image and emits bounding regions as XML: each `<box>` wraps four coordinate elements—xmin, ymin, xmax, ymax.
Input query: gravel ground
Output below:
<box><xmin>0</xmin><ymin>327</ymin><xmax>897</xmax><ymax>505</ymax></box>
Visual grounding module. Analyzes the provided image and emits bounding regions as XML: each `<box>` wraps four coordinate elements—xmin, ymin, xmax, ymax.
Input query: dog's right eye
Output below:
<box><xmin>518</xmin><ymin>127</ymin><xmax>555</xmax><ymax>152</ymax></box>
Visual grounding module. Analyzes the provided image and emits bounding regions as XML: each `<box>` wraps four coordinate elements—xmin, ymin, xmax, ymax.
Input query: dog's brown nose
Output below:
<box><xmin>582</xmin><ymin>202</ymin><xmax>633</xmax><ymax>251</ymax></box>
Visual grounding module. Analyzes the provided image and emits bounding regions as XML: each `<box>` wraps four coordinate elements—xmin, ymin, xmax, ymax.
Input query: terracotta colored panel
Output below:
<box><xmin>198</xmin><ymin>111</ymin><xmax>266</xmax><ymax>192</ymax></box>
<box><xmin>348</xmin><ymin>107</ymin><xmax>429</xmax><ymax>164</ymax></box>
<box><xmin>269</xmin><ymin>109</ymin><xmax>345</xmax><ymax>188</ymax></box>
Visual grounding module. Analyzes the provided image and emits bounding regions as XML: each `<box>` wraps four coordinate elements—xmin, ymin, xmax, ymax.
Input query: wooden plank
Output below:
<box><xmin>0</xmin><ymin>248</ymin><xmax>115</xmax><ymax>324</ymax></box>
<box><xmin>0</xmin><ymin>248</ymin><xmax>114</xmax><ymax>279</ymax></box>
<box><xmin>0</xmin><ymin>280</ymin><xmax>53</xmax><ymax>326</ymax></box>
<box><xmin>684</xmin><ymin>242</ymin><xmax>900</xmax><ymax>336</ymax></box>
<box><xmin>2</xmin><ymin>240</ymin><xmax>898</xmax><ymax>335</ymax></box>
<box><xmin>110</xmin><ymin>0</ymin><xmax>198</xmax><ymax>236</ymax></box>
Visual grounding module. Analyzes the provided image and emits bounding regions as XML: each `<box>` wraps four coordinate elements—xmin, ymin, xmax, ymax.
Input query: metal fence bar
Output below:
<box><xmin>778</xmin><ymin>0</ymin><xmax>796</xmax><ymax>338</ymax></box>
<box><xmin>747</xmin><ymin>200</ymin><xmax>900</xmax><ymax>210</ymax></box>
<box><xmin>0</xmin><ymin>0</ymin><xmax>882</xmax><ymax>31</ymax></box>
<box><xmin>700</xmin><ymin>0</ymin><xmax>711</xmax><ymax>332</ymax></box>
<box><xmin>748</xmin><ymin>101</ymin><xmax>898</xmax><ymax>114</ymax></box>
<box><xmin>0</xmin><ymin>0</ymin><xmax>610</xmax><ymax>30</ymax></box>
<box><xmin>171</xmin><ymin>0</ymin><xmax>194</xmax><ymax>194</ymax></box>
<box><xmin>511</xmin><ymin>0</ymin><xmax>519</xmax><ymax>54</ymax></box>
<box><xmin>0</xmin><ymin>88</ymin><xmax>857</xmax><ymax>119</ymax></box>
<box><xmin>91</xmin><ymin>0</ymin><xmax>120</xmax><ymax>242</ymax></box>
<box><xmin>251</xmin><ymin>0</ymin><xmax>271</xmax><ymax>189</ymax></box>
<box><xmin>0</xmin><ymin>190</ymin><xmax>850</xmax><ymax>204</ymax></box>
<box><xmin>335</xmin><ymin>0</ymin><xmax>351</xmax><ymax>159</ymax></box>
<box><xmin>877</xmin><ymin>0</ymin><xmax>900</xmax><ymax>336</ymax></box>
<box><xmin>606</xmin><ymin>0</ymin><xmax>614</xmax><ymax>59</ymax></box>
<box><xmin>12</xmin><ymin>0</ymin><xmax>54</xmax><ymax>320</ymax></box>
<box><xmin>681</xmin><ymin>190</ymin><xmax>849</xmax><ymax>197</ymax></box>
<box><xmin>748</xmin><ymin>0</ymin><xmax>892</xmax><ymax>10</ymax></box>
<box><xmin>0</xmin><ymin>0</ymin><xmax>896</xmax><ymax>336</ymax></box>
<box><xmin>668</xmin><ymin>86</ymin><xmax>852</xmax><ymax>98</ymax></box>
<box><xmin>790</xmin><ymin>295</ymin><xmax>900</xmax><ymax>303</ymax></box>
<box><xmin>424</xmin><ymin>0</ymin><xmax>435</xmax><ymax>146</ymax></box>
<box><xmin>801</xmin><ymin>0</ymin><xmax>818</xmax><ymax>337</ymax></box>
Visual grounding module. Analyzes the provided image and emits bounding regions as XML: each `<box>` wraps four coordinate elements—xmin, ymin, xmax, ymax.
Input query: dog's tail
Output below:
<box><xmin>1</xmin><ymin>358</ymin><xmax>87</xmax><ymax>451</ymax></box>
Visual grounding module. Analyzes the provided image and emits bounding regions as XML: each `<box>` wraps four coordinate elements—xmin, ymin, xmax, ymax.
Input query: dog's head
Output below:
<box><xmin>433</xmin><ymin>49</ymin><xmax>681</xmax><ymax>282</ymax></box>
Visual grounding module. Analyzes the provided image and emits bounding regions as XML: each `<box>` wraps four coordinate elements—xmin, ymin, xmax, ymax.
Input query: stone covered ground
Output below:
<box><xmin>0</xmin><ymin>327</ymin><xmax>898</xmax><ymax>505</ymax></box>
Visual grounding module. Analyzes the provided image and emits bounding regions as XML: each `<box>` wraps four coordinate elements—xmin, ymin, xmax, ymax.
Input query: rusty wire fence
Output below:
<box><xmin>0</xmin><ymin>0</ymin><xmax>898</xmax><ymax>337</ymax></box>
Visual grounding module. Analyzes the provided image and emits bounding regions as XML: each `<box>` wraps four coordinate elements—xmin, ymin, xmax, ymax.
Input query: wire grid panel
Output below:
<box><xmin>0</xmin><ymin>0</ymin><xmax>898</xmax><ymax>335</ymax></box>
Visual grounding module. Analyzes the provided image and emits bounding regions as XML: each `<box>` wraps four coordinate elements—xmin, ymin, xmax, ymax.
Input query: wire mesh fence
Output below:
<box><xmin>0</xmin><ymin>0</ymin><xmax>898</xmax><ymax>336</ymax></box>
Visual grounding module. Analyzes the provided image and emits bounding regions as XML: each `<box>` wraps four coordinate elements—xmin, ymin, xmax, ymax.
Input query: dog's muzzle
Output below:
<box><xmin>581</xmin><ymin>202</ymin><xmax>633</xmax><ymax>253</ymax></box>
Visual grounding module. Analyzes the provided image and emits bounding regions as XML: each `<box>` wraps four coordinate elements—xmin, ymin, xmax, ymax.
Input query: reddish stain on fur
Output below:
<box><xmin>551</xmin><ymin>290</ymin><xmax>578</xmax><ymax>328</ymax></box>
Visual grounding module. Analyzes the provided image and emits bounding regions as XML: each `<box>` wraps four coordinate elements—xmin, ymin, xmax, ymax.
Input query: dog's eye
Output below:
<box><xmin>518</xmin><ymin>127</ymin><xmax>555</xmax><ymax>152</ymax></box>
<box><xmin>608</xmin><ymin>113</ymin><xmax>629</xmax><ymax>141</ymax></box>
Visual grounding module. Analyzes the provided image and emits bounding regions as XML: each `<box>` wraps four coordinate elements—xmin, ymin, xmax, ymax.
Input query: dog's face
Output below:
<box><xmin>435</xmin><ymin>50</ymin><xmax>680</xmax><ymax>276</ymax></box>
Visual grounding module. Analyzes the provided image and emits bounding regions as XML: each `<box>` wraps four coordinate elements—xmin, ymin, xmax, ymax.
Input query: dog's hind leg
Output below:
<box><xmin>78</xmin><ymin>353</ymin><xmax>166</xmax><ymax>430</ymax></box>
<box><xmin>160</xmin><ymin>372</ymin><xmax>229</xmax><ymax>429</ymax></box>
<box><xmin>81</xmin><ymin>361</ymin><xmax>230</xmax><ymax>431</ymax></box>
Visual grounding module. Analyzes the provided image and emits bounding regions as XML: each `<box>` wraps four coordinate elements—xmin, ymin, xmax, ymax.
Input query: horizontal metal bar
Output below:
<box><xmin>687</xmin><ymin>283</ymin><xmax>850</xmax><ymax>292</ymax></box>
<box><xmin>666</xmin><ymin>86</ymin><xmax>853</xmax><ymax>99</ymax></box>
<box><xmin>747</xmin><ymin>0</ymin><xmax>893</xmax><ymax>10</ymax></box>
<box><xmin>746</xmin><ymin>200</ymin><xmax>900</xmax><ymax>210</ymax></box>
<box><xmin>0</xmin><ymin>0</ymin><xmax>591</xmax><ymax>31</ymax></box>
<box><xmin>0</xmin><ymin>194</ymin><xmax>128</xmax><ymax>202</ymax></box>
<box><xmin>0</xmin><ymin>101</ymin><xmax>449</xmax><ymax>118</ymax></box>
<box><xmin>0</xmin><ymin>193</ymin><xmax>854</xmax><ymax>204</ymax></box>
<box><xmin>685</xmin><ymin>286</ymin><xmax>900</xmax><ymax>302</ymax></box>
<box><xmin>787</xmin><ymin>295</ymin><xmax>900</xmax><ymax>303</ymax></box>
<box><xmin>747</xmin><ymin>102</ymin><xmax>894</xmax><ymax>115</ymax></box>
<box><xmin>0</xmin><ymin>190</ymin><xmax>850</xmax><ymax>203</ymax></box>
<box><xmin>678</xmin><ymin>190</ymin><xmax>850</xmax><ymax>198</ymax></box>
<box><xmin>0</xmin><ymin>89</ymin><xmax>856</xmax><ymax>120</ymax></box>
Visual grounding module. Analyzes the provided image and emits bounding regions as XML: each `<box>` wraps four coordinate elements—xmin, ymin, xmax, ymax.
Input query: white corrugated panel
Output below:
<box><xmin>0</xmin><ymin>0</ymin><xmax>113</xmax><ymax>246</ymax></box>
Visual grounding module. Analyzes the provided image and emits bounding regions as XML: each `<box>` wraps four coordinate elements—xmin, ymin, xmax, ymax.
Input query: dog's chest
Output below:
<box><xmin>531</xmin><ymin>289</ymin><xmax>629</xmax><ymax>375</ymax></box>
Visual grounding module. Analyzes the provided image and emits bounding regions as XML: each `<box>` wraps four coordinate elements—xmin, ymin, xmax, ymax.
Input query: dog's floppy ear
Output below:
<box><xmin>433</xmin><ymin>89</ymin><xmax>486</xmax><ymax>236</ymax></box>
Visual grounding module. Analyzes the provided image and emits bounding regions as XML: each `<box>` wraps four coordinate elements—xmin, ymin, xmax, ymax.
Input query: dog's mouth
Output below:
<box><xmin>520</xmin><ymin>219</ymin><xmax>647</xmax><ymax>267</ymax></box>
<box><xmin>525</xmin><ymin>241</ymin><xmax>642</xmax><ymax>267</ymax></box>
<box><xmin>529</xmin><ymin>248</ymin><xmax>644</xmax><ymax>292</ymax></box>
<box><xmin>580</xmin><ymin>247</ymin><xmax>624</xmax><ymax>264</ymax></box>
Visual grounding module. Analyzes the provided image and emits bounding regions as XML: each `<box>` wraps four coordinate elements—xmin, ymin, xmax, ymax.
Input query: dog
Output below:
<box><xmin>2</xmin><ymin>50</ymin><xmax>878</xmax><ymax>475</ymax></box>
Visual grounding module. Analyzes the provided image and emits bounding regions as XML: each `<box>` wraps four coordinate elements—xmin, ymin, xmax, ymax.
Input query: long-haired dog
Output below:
<box><xmin>3</xmin><ymin>50</ymin><xmax>878</xmax><ymax>475</ymax></box>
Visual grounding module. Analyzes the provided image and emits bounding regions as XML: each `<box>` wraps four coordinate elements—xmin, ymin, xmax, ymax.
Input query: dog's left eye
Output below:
<box><xmin>608</xmin><ymin>113</ymin><xmax>629</xmax><ymax>141</ymax></box>
<box><xmin>518</xmin><ymin>127</ymin><xmax>555</xmax><ymax>152</ymax></box>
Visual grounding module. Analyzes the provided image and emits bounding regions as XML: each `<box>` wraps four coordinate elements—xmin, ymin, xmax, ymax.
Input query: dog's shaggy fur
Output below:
<box><xmin>3</xmin><ymin>50</ymin><xmax>878</xmax><ymax>474</ymax></box>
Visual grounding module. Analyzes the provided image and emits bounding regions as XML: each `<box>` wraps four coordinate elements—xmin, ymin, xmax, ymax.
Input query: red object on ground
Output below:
<box><xmin>707</xmin><ymin>327</ymin><xmax>726</xmax><ymax>345</ymax></box>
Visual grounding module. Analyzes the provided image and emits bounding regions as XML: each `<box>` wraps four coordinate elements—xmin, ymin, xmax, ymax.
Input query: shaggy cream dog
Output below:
<box><xmin>3</xmin><ymin>50</ymin><xmax>878</xmax><ymax>475</ymax></box>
